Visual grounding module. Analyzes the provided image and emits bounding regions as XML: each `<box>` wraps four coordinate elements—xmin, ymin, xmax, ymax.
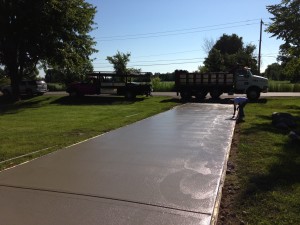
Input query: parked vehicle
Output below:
<box><xmin>174</xmin><ymin>67</ymin><xmax>268</xmax><ymax>100</ymax></box>
<box><xmin>1</xmin><ymin>80</ymin><xmax>48</xmax><ymax>97</ymax></box>
<box><xmin>66</xmin><ymin>72</ymin><xmax>152</xmax><ymax>99</ymax></box>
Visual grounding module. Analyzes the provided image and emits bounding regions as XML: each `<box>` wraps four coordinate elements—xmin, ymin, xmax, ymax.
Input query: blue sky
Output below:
<box><xmin>87</xmin><ymin>0</ymin><xmax>283</xmax><ymax>74</ymax></box>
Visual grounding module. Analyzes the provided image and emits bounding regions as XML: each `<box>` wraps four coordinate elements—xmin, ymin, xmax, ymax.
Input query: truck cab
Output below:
<box><xmin>234</xmin><ymin>67</ymin><xmax>268</xmax><ymax>100</ymax></box>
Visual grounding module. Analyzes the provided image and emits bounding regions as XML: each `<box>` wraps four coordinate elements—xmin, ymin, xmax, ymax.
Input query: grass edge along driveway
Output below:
<box><xmin>218</xmin><ymin>97</ymin><xmax>300</xmax><ymax>225</ymax></box>
<box><xmin>0</xmin><ymin>95</ymin><xmax>180</xmax><ymax>171</ymax></box>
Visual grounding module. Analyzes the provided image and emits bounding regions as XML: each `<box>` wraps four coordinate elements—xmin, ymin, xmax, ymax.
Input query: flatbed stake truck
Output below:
<box><xmin>66</xmin><ymin>72</ymin><xmax>152</xmax><ymax>99</ymax></box>
<box><xmin>175</xmin><ymin>67</ymin><xmax>268</xmax><ymax>100</ymax></box>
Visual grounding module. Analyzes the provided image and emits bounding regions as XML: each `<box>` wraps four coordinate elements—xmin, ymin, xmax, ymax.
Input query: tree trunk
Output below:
<box><xmin>10</xmin><ymin>64</ymin><xmax>21</xmax><ymax>101</ymax></box>
<box><xmin>6</xmin><ymin>42</ymin><xmax>21</xmax><ymax>101</ymax></box>
<box><xmin>10</xmin><ymin>70</ymin><xmax>21</xmax><ymax>101</ymax></box>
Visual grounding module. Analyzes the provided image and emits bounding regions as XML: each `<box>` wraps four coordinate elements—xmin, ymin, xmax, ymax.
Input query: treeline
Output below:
<box><xmin>263</xmin><ymin>63</ymin><xmax>300</xmax><ymax>83</ymax></box>
<box><xmin>152</xmin><ymin>73</ymin><xmax>175</xmax><ymax>81</ymax></box>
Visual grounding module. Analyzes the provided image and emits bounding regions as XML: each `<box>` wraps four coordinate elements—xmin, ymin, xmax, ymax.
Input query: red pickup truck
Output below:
<box><xmin>66</xmin><ymin>72</ymin><xmax>152</xmax><ymax>99</ymax></box>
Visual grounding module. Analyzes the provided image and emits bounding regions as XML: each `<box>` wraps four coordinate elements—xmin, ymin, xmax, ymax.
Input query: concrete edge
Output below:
<box><xmin>0</xmin><ymin>104</ymin><xmax>182</xmax><ymax>173</ymax></box>
<box><xmin>210</xmin><ymin>121</ymin><xmax>236</xmax><ymax>225</ymax></box>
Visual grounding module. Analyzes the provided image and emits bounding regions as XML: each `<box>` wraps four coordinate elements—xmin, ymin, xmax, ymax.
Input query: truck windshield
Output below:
<box><xmin>237</xmin><ymin>68</ymin><xmax>253</xmax><ymax>77</ymax></box>
<box><xmin>246</xmin><ymin>69</ymin><xmax>253</xmax><ymax>77</ymax></box>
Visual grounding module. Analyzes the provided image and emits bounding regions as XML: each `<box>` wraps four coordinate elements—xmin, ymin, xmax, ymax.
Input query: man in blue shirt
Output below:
<box><xmin>231</xmin><ymin>97</ymin><xmax>249</xmax><ymax>121</ymax></box>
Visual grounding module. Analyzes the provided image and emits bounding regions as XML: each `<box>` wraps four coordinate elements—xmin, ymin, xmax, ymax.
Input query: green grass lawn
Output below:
<box><xmin>0</xmin><ymin>95</ymin><xmax>180</xmax><ymax>170</ymax></box>
<box><xmin>230</xmin><ymin>97</ymin><xmax>300</xmax><ymax>224</ymax></box>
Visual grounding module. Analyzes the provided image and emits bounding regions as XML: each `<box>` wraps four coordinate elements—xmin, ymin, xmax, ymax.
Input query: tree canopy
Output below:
<box><xmin>202</xmin><ymin>34</ymin><xmax>258</xmax><ymax>73</ymax></box>
<box><xmin>264</xmin><ymin>63</ymin><xmax>285</xmax><ymax>81</ymax></box>
<box><xmin>0</xmin><ymin>0</ymin><xmax>97</xmax><ymax>99</ymax></box>
<box><xmin>106</xmin><ymin>51</ymin><xmax>142</xmax><ymax>75</ymax></box>
<box><xmin>266</xmin><ymin>0</ymin><xmax>300</xmax><ymax>82</ymax></box>
<box><xmin>106</xmin><ymin>51</ymin><xmax>131</xmax><ymax>74</ymax></box>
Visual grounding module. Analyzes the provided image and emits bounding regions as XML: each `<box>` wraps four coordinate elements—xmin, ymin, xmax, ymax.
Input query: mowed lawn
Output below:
<box><xmin>0</xmin><ymin>95</ymin><xmax>179</xmax><ymax>170</ymax></box>
<box><xmin>228</xmin><ymin>97</ymin><xmax>300</xmax><ymax>224</ymax></box>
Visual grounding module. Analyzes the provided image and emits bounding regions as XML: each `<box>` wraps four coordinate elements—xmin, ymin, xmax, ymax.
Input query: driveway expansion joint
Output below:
<box><xmin>0</xmin><ymin>184</ymin><xmax>212</xmax><ymax>216</ymax></box>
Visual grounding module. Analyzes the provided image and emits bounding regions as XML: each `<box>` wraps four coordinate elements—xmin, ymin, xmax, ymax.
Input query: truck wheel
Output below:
<box><xmin>210</xmin><ymin>89</ymin><xmax>222</xmax><ymax>99</ymax></box>
<box><xmin>180</xmin><ymin>91</ymin><xmax>191</xmax><ymax>101</ymax></box>
<box><xmin>195</xmin><ymin>91</ymin><xmax>208</xmax><ymax>100</ymax></box>
<box><xmin>247</xmin><ymin>87</ymin><xmax>260</xmax><ymax>100</ymax></box>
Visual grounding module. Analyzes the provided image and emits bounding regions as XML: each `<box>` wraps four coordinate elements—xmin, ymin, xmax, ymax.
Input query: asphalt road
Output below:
<box><xmin>45</xmin><ymin>91</ymin><xmax>300</xmax><ymax>98</ymax></box>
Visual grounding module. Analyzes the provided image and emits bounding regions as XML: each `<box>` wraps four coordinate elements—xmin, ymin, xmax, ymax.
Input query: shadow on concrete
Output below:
<box><xmin>175</xmin><ymin>97</ymin><xmax>268</xmax><ymax>105</ymax></box>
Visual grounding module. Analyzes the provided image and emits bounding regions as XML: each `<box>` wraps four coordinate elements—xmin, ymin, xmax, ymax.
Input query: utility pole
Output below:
<box><xmin>258</xmin><ymin>19</ymin><xmax>263</xmax><ymax>75</ymax></box>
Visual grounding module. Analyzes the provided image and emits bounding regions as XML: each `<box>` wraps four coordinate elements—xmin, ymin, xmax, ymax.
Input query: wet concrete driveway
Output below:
<box><xmin>0</xmin><ymin>103</ymin><xmax>235</xmax><ymax>225</ymax></box>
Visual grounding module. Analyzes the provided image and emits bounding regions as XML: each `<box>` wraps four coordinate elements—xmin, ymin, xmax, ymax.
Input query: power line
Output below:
<box><xmin>97</xmin><ymin>19</ymin><xmax>261</xmax><ymax>40</ymax></box>
<box><xmin>93</xmin><ymin>57</ymin><xmax>205</xmax><ymax>65</ymax></box>
<box><xmin>129</xmin><ymin>61</ymin><xmax>203</xmax><ymax>67</ymax></box>
<box><xmin>93</xmin><ymin>60</ymin><xmax>203</xmax><ymax>69</ymax></box>
<box><xmin>95</xmin><ymin>49</ymin><xmax>204</xmax><ymax>61</ymax></box>
<box><xmin>97</xmin><ymin>22</ymin><xmax>259</xmax><ymax>42</ymax></box>
<box><xmin>132</xmin><ymin>49</ymin><xmax>203</xmax><ymax>58</ymax></box>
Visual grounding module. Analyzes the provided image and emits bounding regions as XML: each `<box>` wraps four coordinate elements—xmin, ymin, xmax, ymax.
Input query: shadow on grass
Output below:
<box><xmin>0</xmin><ymin>95</ymin><xmax>148</xmax><ymax>114</ymax></box>
<box><xmin>0</xmin><ymin>96</ymin><xmax>53</xmax><ymax>114</ymax></box>
<box><xmin>239</xmin><ymin>114</ymin><xmax>300</xmax><ymax>199</ymax></box>
<box><xmin>242</xmin><ymin>140</ymin><xmax>300</xmax><ymax>197</ymax></box>
<box><xmin>50</xmin><ymin>95</ymin><xmax>146</xmax><ymax>105</ymax></box>
<box><xmin>160</xmin><ymin>98</ymin><xmax>181</xmax><ymax>103</ymax></box>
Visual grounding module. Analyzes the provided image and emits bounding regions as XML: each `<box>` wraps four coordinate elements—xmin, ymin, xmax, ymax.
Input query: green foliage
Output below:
<box><xmin>198</xmin><ymin>65</ymin><xmax>209</xmax><ymax>73</ymax></box>
<box><xmin>203</xmin><ymin>34</ymin><xmax>258</xmax><ymax>72</ymax></box>
<box><xmin>267</xmin><ymin>0</ymin><xmax>300</xmax><ymax>82</ymax></box>
<box><xmin>151</xmin><ymin>76</ymin><xmax>161</xmax><ymax>87</ymax></box>
<box><xmin>45</xmin><ymin>64</ymin><xmax>94</xmax><ymax>85</ymax></box>
<box><xmin>106</xmin><ymin>51</ymin><xmax>143</xmax><ymax>75</ymax></box>
<box><xmin>265</xmin><ymin>63</ymin><xmax>285</xmax><ymax>80</ymax></box>
<box><xmin>47</xmin><ymin>83</ymin><xmax>66</xmax><ymax>92</ymax></box>
<box><xmin>267</xmin><ymin>0</ymin><xmax>300</xmax><ymax>58</ymax></box>
<box><xmin>45</xmin><ymin>69</ymin><xmax>64</xmax><ymax>83</ymax></box>
<box><xmin>204</xmin><ymin>48</ymin><xmax>224</xmax><ymax>71</ymax></box>
<box><xmin>151</xmin><ymin>76</ymin><xmax>175</xmax><ymax>91</ymax></box>
<box><xmin>153</xmin><ymin>73</ymin><xmax>174</xmax><ymax>81</ymax></box>
<box><xmin>214</xmin><ymin>34</ymin><xmax>243</xmax><ymax>55</ymax></box>
<box><xmin>283</xmin><ymin>58</ymin><xmax>300</xmax><ymax>82</ymax></box>
<box><xmin>0</xmin><ymin>0</ymin><xmax>97</xmax><ymax>99</ymax></box>
<box><xmin>106</xmin><ymin>51</ymin><xmax>131</xmax><ymax>74</ymax></box>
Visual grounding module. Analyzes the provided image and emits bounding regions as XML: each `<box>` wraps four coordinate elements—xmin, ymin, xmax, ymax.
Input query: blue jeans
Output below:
<box><xmin>238</xmin><ymin>102</ymin><xmax>247</xmax><ymax>118</ymax></box>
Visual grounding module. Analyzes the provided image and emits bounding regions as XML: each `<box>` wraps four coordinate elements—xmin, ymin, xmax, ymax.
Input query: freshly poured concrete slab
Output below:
<box><xmin>0</xmin><ymin>186</ymin><xmax>211</xmax><ymax>225</ymax></box>
<box><xmin>0</xmin><ymin>103</ymin><xmax>235</xmax><ymax>225</ymax></box>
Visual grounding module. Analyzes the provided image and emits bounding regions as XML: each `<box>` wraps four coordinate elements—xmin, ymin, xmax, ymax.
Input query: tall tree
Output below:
<box><xmin>266</xmin><ymin>0</ymin><xmax>300</xmax><ymax>82</ymax></box>
<box><xmin>0</xmin><ymin>0</ymin><xmax>97</xmax><ymax>100</ymax></box>
<box><xmin>267</xmin><ymin>0</ymin><xmax>300</xmax><ymax>58</ymax></box>
<box><xmin>106</xmin><ymin>51</ymin><xmax>131</xmax><ymax>74</ymax></box>
<box><xmin>214</xmin><ymin>34</ymin><xmax>243</xmax><ymax>55</ymax></box>
<box><xmin>203</xmin><ymin>34</ymin><xmax>258</xmax><ymax>73</ymax></box>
